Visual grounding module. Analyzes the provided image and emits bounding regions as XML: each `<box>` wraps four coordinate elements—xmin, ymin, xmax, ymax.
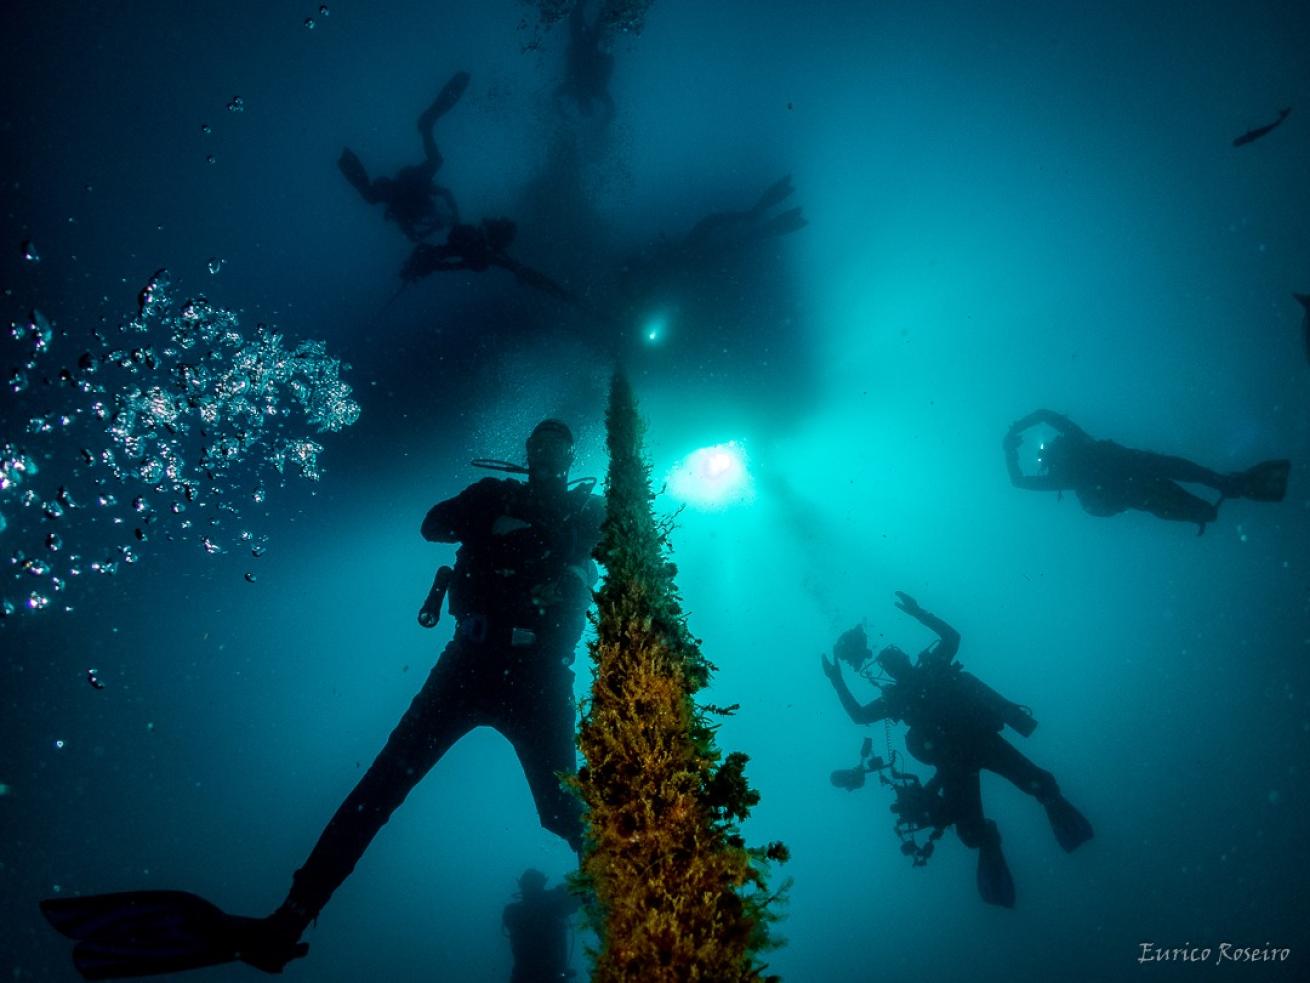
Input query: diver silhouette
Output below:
<box><xmin>822</xmin><ymin>592</ymin><xmax>1093</xmax><ymax>908</ymax></box>
<box><xmin>503</xmin><ymin>869</ymin><xmax>580</xmax><ymax>983</ymax></box>
<box><xmin>400</xmin><ymin>218</ymin><xmax>593</xmax><ymax>314</ymax></box>
<box><xmin>555</xmin><ymin>0</ymin><xmax>615</xmax><ymax>123</ymax></box>
<box><xmin>337</xmin><ymin>71</ymin><xmax>468</xmax><ymax>241</ymax></box>
<box><xmin>1004</xmin><ymin>409</ymin><xmax>1290</xmax><ymax>534</ymax></box>
<box><xmin>40</xmin><ymin>420</ymin><xmax>603</xmax><ymax>978</ymax></box>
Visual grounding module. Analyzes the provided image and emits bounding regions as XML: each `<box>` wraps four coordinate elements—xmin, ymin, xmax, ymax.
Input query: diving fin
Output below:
<box><xmin>421</xmin><ymin>70</ymin><xmax>471</xmax><ymax>127</ymax></box>
<box><xmin>1044</xmin><ymin>795</ymin><xmax>1095</xmax><ymax>853</ymax></box>
<box><xmin>976</xmin><ymin>822</ymin><xmax>1015</xmax><ymax>908</ymax></box>
<box><xmin>337</xmin><ymin>148</ymin><xmax>372</xmax><ymax>196</ymax></box>
<box><xmin>751</xmin><ymin>175</ymin><xmax>794</xmax><ymax>215</ymax></box>
<box><xmin>1233</xmin><ymin>459</ymin><xmax>1291</xmax><ymax>503</ymax></box>
<box><xmin>40</xmin><ymin>890</ymin><xmax>307</xmax><ymax>980</ymax></box>
<box><xmin>757</xmin><ymin>206</ymin><xmax>808</xmax><ymax>239</ymax></box>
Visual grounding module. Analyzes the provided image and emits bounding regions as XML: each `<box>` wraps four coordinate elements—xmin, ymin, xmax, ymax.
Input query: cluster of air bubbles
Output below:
<box><xmin>305</xmin><ymin>5</ymin><xmax>330</xmax><ymax>28</ymax></box>
<box><xmin>207</xmin><ymin>257</ymin><xmax>226</xmax><ymax>275</ymax></box>
<box><xmin>226</xmin><ymin>96</ymin><xmax>245</xmax><ymax>113</ymax></box>
<box><xmin>200</xmin><ymin>122</ymin><xmax>212</xmax><ymax>135</ymax></box>
<box><xmin>1</xmin><ymin>272</ymin><xmax>360</xmax><ymax>617</ymax></box>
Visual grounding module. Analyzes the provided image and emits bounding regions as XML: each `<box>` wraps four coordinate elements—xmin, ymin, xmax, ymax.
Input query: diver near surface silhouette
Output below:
<box><xmin>822</xmin><ymin>592</ymin><xmax>1093</xmax><ymax>908</ymax></box>
<box><xmin>503</xmin><ymin>868</ymin><xmax>581</xmax><ymax>983</ymax></box>
<box><xmin>1004</xmin><ymin>409</ymin><xmax>1290</xmax><ymax>535</ymax></box>
<box><xmin>40</xmin><ymin>419</ymin><xmax>603</xmax><ymax>978</ymax></box>
<box><xmin>337</xmin><ymin>70</ymin><xmax>469</xmax><ymax>241</ymax></box>
<box><xmin>555</xmin><ymin>0</ymin><xmax>615</xmax><ymax>123</ymax></box>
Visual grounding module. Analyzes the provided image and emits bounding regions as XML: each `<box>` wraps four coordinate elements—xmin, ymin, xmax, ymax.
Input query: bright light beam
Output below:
<box><xmin>666</xmin><ymin>441</ymin><xmax>753</xmax><ymax>509</ymax></box>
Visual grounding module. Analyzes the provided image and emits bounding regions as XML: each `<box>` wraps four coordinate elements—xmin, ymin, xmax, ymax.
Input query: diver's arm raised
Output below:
<box><xmin>894</xmin><ymin>592</ymin><xmax>959</xmax><ymax>664</ymax></box>
<box><xmin>1004</xmin><ymin>426</ymin><xmax>1062</xmax><ymax>491</ymax></box>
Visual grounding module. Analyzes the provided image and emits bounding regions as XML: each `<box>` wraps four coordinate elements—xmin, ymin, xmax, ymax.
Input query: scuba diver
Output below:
<box><xmin>616</xmin><ymin>175</ymin><xmax>806</xmax><ymax>307</ymax></box>
<box><xmin>555</xmin><ymin>0</ymin><xmax>615</xmax><ymax>122</ymax></box>
<box><xmin>1004</xmin><ymin>409</ymin><xmax>1290</xmax><ymax>534</ymax></box>
<box><xmin>400</xmin><ymin>219</ymin><xmax>602</xmax><ymax>318</ymax></box>
<box><xmin>502</xmin><ymin>869</ymin><xmax>580</xmax><ymax>983</ymax></box>
<box><xmin>821</xmin><ymin>592</ymin><xmax>1093</xmax><ymax>908</ymax></box>
<box><xmin>337</xmin><ymin>70</ymin><xmax>469</xmax><ymax>241</ymax></box>
<box><xmin>679</xmin><ymin>174</ymin><xmax>808</xmax><ymax>259</ymax></box>
<box><xmin>41</xmin><ymin>420</ymin><xmax>604</xmax><ymax>979</ymax></box>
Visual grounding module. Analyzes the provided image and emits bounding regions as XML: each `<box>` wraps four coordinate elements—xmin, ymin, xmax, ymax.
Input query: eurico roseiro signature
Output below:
<box><xmin>1137</xmin><ymin>942</ymin><xmax>1291</xmax><ymax>965</ymax></box>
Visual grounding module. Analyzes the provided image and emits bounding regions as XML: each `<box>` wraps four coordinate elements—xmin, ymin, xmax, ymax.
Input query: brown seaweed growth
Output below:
<box><xmin>574</xmin><ymin>371</ymin><xmax>787</xmax><ymax>981</ymax></box>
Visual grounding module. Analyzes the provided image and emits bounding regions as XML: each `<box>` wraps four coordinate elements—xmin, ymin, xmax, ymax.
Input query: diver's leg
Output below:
<box><xmin>417</xmin><ymin>71</ymin><xmax>470</xmax><ymax>165</ymax></box>
<box><xmin>982</xmin><ymin>735</ymin><xmax>1058</xmax><ymax>801</ymax></box>
<box><xmin>499</xmin><ymin>667</ymin><xmax>583</xmax><ymax>852</ymax></box>
<box><xmin>277</xmin><ymin>640</ymin><xmax>481</xmax><ymax>925</ymax></box>
<box><xmin>943</xmin><ymin>767</ymin><xmax>985</xmax><ymax>848</ymax></box>
<box><xmin>986</xmin><ymin>736</ymin><xmax>1093</xmax><ymax>852</ymax></box>
<box><xmin>1137</xmin><ymin>479</ymin><xmax>1219</xmax><ymax>532</ymax></box>
<box><xmin>338</xmin><ymin>148</ymin><xmax>386</xmax><ymax>203</ymax></box>
<box><xmin>1121</xmin><ymin>447</ymin><xmax>1228</xmax><ymax>489</ymax></box>
<box><xmin>945</xmin><ymin>766</ymin><xmax>1014</xmax><ymax>908</ymax></box>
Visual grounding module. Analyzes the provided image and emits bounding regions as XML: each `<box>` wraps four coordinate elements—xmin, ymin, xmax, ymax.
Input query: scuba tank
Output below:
<box><xmin>418</xmin><ymin>565</ymin><xmax>454</xmax><ymax>628</ymax></box>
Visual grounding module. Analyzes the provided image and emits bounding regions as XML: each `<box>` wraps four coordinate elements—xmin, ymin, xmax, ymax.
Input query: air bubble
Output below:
<box><xmin>226</xmin><ymin>96</ymin><xmax>245</xmax><ymax>113</ymax></box>
<box><xmin>21</xmin><ymin>240</ymin><xmax>40</xmax><ymax>262</ymax></box>
<box><xmin>207</xmin><ymin>257</ymin><xmax>225</xmax><ymax>275</ymax></box>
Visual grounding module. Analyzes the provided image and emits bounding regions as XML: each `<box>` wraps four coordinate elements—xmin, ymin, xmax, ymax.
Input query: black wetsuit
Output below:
<box><xmin>280</xmin><ymin>477</ymin><xmax>602</xmax><ymax>923</ymax></box>
<box><xmin>880</xmin><ymin>664</ymin><xmax>1056</xmax><ymax>850</ymax></box>
<box><xmin>1004</xmin><ymin>408</ymin><xmax>1290</xmax><ymax>532</ymax></box>
<box><xmin>503</xmin><ymin>884</ymin><xmax>580</xmax><ymax>982</ymax></box>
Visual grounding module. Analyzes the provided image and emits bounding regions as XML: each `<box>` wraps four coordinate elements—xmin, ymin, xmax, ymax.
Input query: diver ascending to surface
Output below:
<box><xmin>555</xmin><ymin>0</ymin><xmax>615</xmax><ymax>123</ymax></box>
<box><xmin>1004</xmin><ymin>409</ymin><xmax>1290</xmax><ymax>534</ymax></box>
<box><xmin>40</xmin><ymin>420</ymin><xmax>604</xmax><ymax>979</ymax></box>
<box><xmin>337</xmin><ymin>71</ymin><xmax>469</xmax><ymax>241</ymax></box>
<box><xmin>822</xmin><ymin>592</ymin><xmax>1093</xmax><ymax>908</ymax></box>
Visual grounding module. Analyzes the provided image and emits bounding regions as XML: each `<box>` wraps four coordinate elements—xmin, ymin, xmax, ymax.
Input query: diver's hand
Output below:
<box><xmin>894</xmin><ymin>591</ymin><xmax>920</xmax><ymax>615</ymax></box>
<box><xmin>821</xmin><ymin>654</ymin><xmax>842</xmax><ymax>684</ymax></box>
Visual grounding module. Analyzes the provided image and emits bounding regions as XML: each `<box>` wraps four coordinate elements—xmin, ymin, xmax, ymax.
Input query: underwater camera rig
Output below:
<box><xmin>830</xmin><ymin>736</ymin><xmax>948</xmax><ymax>868</ymax></box>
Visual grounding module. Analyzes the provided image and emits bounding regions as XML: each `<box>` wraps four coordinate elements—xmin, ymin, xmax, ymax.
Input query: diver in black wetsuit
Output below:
<box><xmin>40</xmin><ymin>421</ymin><xmax>602</xmax><ymax>979</ymax></box>
<box><xmin>615</xmin><ymin>175</ymin><xmax>807</xmax><ymax>320</ymax></box>
<box><xmin>503</xmin><ymin>869</ymin><xmax>580</xmax><ymax>983</ymax></box>
<box><xmin>680</xmin><ymin>175</ymin><xmax>807</xmax><ymax>257</ymax></box>
<box><xmin>1004</xmin><ymin>409</ymin><xmax>1290</xmax><ymax>534</ymax></box>
<box><xmin>400</xmin><ymin>219</ymin><xmax>588</xmax><ymax>311</ymax></box>
<box><xmin>821</xmin><ymin>592</ymin><xmax>1093</xmax><ymax>908</ymax></box>
<box><xmin>556</xmin><ymin>0</ymin><xmax>615</xmax><ymax>122</ymax></box>
<box><xmin>337</xmin><ymin>71</ymin><xmax>469</xmax><ymax>241</ymax></box>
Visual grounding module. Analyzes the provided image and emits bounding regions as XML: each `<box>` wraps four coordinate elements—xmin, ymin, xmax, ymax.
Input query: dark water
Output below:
<box><xmin>2</xmin><ymin>2</ymin><xmax>1309</xmax><ymax>980</ymax></box>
